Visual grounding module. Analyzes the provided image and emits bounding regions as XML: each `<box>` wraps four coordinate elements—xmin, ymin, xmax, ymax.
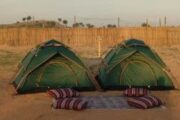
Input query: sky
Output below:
<box><xmin>0</xmin><ymin>0</ymin><xmax>180</xmax><ymax>26</ymax></box>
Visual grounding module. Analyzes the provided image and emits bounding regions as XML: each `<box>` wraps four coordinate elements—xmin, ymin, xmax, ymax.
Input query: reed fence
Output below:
<box><xmin>0</xmin><ymin>27</ymin><xmax>180</xmax><ymax>49</ymax></box>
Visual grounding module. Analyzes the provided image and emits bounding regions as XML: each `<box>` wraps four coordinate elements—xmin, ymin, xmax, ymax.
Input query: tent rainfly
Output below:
<box><xmin>98</xmin><ymin>39</ymin><xmax>176</xmax><ymax>90</ymax></box>
<box><xmin>13</xmin><ymin>39</ymin><xmax>100</xmax><ymax>93</ymax></box>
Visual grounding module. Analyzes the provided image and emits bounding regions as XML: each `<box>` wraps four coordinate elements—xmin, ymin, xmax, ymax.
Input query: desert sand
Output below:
<box><xmin>0</xmin><ymin>46</ymin><xmax>180</xmax><ymax>120</ymax></box>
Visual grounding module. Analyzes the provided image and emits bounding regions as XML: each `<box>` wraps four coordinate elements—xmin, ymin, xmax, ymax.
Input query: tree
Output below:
<box><xmin>27</xmin><ymin>16</ymin><xmax>32</xmax><ymax>21</ymax></box>
<box><xmin>22</xmin><ymin>17</ymin><xmax>26</xmax><ymax>22</ymax></box>
<box><xmin>58</xmin><ymin>18</ymin><xmax>62</xmax><ymax>23</ymax></box>
<box><xmin>86</xmin><ymin>23</ymin><xmax>94</xmax><ymax>28</ymax></box>
<box><xmin>72</xmin><ymin>23</ymin><xmax>79</xmax><ymax>28</ymax></box>
<box><xmin>107</xmin><ymin>24</ymin><xmax>116</xmax><ymax>28</ymax></box>
<box><xmin>141</xmin><ymin>23</ymin><xmax>151</xmax><ymax>27</ymax></box>
<box><xmin>47</xmin><ymin>21</ymin><xmax>56</xmax><ymax>27</ymax></box>
<box><xmin>73</xmin><ymin>22</ymin><xmax>85</xmax><ymax>28</ymax></box>
<box><xmin>79</xmin><ymin>22</ymin><xmax>84</xmax><ymax>27</ymax></box>
<box><xmin>63</xmin><ymin>20</ymin><xmax>68</xmax><ymax>26</ymax></box>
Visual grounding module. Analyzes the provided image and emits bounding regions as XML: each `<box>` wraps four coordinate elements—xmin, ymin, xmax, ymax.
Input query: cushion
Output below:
<box><xmin>123</xmin><ymin>88</ymin><xmax>149</xmax><ymax>97</ymax></box>
<box><xmin>127</xmin><ymin>96</ymin><xmax>163</xmax><ymax>109</ymax></box>
<box><xmin>47</xmin><ymin>88</ymin><xmax>80</xmax><ymax>99</ymax></box>
<box><xmin>52</xmin><ymin>98</ymin><xmax>88</xmax><ymax>110</ymax></box>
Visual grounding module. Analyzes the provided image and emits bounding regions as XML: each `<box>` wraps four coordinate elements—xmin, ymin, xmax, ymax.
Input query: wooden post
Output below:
<box><xmin>97</xmin><ymin>36</ymin><xmax>102</xmax><ymax>58</ymax></box>
<box><xmin>117</xmin><ymin>17</ymin><xmax>120</xmax><ymax>28</ymax></box>
<box><xmin>159</xmin><ymin>18</ymin><xmax>162</xmax><ymax>27</ymax></box>
<box><xmin>164</xmin><ymin>16</ymin><xmax>167</xmax><ymax>26</ymax></box>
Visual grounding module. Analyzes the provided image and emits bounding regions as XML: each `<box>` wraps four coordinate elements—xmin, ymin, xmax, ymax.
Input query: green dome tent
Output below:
<box><xmin>98</xmin><ymin>39</ymin><xmax>176</xmax><ymax>90</ymax></box>
<box><xmin>13</xmin><ymin>40</ymin><xmax>100</xmax><ymax>93</ymax></box>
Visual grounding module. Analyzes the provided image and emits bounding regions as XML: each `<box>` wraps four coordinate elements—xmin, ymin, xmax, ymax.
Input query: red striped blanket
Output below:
<box><xmin>47</xmin><ymin>88</ymin><xmax>80</xmax><ymax>99</ymax></box>
<box><xmin>52</xmin><ymin>98</ymin><xmax>88</xmax><ymax>110</ymax></box>
<box><xmin>127</xmin><ymin>95</ymin><xmax>163</xmax><ymax>109</ymax></box>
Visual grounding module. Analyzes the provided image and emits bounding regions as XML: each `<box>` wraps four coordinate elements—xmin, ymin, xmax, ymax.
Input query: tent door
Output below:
<box><xmin>37</xmin><ymin>62</ymin><xmax>79</xmax><ymax>88</ymax></box>
<box><xmin>120</xmin><ymin>61</ymin><xmax>157</xmax><ymax>86</ymax></box>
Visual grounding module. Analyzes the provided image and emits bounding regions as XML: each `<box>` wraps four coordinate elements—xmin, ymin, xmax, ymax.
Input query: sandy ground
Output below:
<box><xmin>0</xmin><ymin>46</ymin><xmax>180</xmax><ymax>120</ymax></box>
